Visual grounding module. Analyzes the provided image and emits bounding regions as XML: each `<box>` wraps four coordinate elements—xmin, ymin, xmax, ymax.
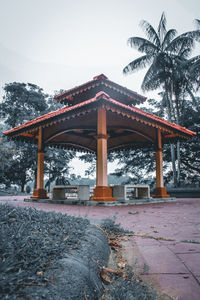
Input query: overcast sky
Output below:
<box><xmin>0</xmin><ymin>0</ymin><xmax>200</xmax><ymax>99</ymax></box>
<box><xmin>1</xmin><ymin>0</ymin><xmax>200</xmax><ymax>176</ymax></box>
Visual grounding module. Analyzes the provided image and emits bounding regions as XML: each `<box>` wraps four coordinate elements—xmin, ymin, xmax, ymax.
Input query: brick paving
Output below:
<box><xmin>1</xmin><ymin>196</ymin><xmax>200</xmax><ymax>300</ymax></box>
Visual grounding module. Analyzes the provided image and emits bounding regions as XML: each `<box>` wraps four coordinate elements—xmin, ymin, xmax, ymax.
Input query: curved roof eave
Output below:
<box><xmin>3</xmin><ymin>91</ymin><xmax>196</xmax><ymax>140</ymax></box>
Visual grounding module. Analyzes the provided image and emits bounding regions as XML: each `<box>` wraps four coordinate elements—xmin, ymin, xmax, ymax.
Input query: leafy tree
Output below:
<box><xmin>1</xmin><ymin>82</ymin><xmax>48</xmax><ymax>127</ymax></box>
<box><xmin>44</xmin><ymin>93</ymin><xmax>75</xmax><ymax>191</ymax></box>
<box><xmin>123</xmin><ymin>12</ymin><xmax>200</xmax><ymax>186</ymax></box>
<box><xmin>44</xmin><ymin>149</ymin><xmax>75</xmax><ymax>192</ymax></box>
<box><xmin>111</xmin><ymin>97</ymin><xmax>200</xmax><ymax>187</ymax></box>
<box><xmin>175</xmin><ymin>98</ymin><xmax>200</xmax><ymax>184</ymax></box>
<box><xmin>0</xmin><ymin>83</ymin><xmax>75</xmax><ymax>192</ymax></box>
<box><xmin>109</xmin><ymin>148</ymin><xmax>157</xmax><ymax>188</ymax></box>
<box><xmin>0</xmin><ymin>83</ymin><xmax>48</xmax><ymax>191</ymax></box>
<box><xmin>0</xmin><ymin>124</ymin><xmax>15</xmax><ymax>188</ymax></box>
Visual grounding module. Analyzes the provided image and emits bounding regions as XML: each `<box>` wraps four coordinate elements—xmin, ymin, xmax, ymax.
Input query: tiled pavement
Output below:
<box><xmin>1</xmin><ymin>196</ymin><xmax>200</xmax><ymax>300</ymax></box>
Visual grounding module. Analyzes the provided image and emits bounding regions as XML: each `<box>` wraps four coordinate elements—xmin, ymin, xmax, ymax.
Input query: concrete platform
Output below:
<box><xmin>1</xmin><ymin>195</ymin><xmax>200</xmax><ymax>299</ymax></box>
<box><xmin>24</xmin><ymin>196</ymin><xmax>176</xmax><ymax>206</ymax></box>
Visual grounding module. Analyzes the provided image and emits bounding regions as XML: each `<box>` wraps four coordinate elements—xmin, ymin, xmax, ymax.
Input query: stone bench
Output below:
<box><xmin>112</xmin><ymin>185</ymin><xmax>150</xmax><ymax>202</ymax></box>
<box><xmin>52</xmin><ymin>185</ymin><xmax>90</xmax><ymax>201</ymax></box>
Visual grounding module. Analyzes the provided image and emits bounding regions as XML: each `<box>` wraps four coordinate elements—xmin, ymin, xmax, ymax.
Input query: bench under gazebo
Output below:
<box><xmin>3</xmin><ymin>74</ymin><xmax>196</xmax><ymax>202</ymax></box>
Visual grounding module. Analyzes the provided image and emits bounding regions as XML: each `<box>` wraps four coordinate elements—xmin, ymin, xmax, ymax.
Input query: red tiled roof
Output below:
<box><xmin>3</xmin><ymin>96</ymin><xmax>98</xmax><ymax>136</ymax></box>
<box><xmin>4</xmin><ymin>91</ymin><xmax>196</xmax><ymax>138</ymax></box>
<box><xmin>108</xmin><ymin>97</ymin><xmax>195</xmax><ymax>136</ymax></box>
<box><xmin>54</xmin><ymin>74</ymin><xmax>146</xmax><ymax>104</ymax></box>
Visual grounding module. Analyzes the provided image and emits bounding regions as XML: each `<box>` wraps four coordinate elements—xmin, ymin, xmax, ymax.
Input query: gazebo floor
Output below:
<box><xmin>24</xmin><ymin>197</ymin><xmax>176</xmax><ymax>206</ymax></box>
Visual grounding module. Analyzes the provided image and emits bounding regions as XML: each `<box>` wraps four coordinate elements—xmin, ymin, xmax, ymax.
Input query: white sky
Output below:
<box><xmin>1</xmin><ymin>0</ymin><xmax>199</xmax><ymax>96</ymax></box>
<box><xmin>0</xmin><ymin>0</ymin><xmax>200</xmax><ymax>176</ymax></box>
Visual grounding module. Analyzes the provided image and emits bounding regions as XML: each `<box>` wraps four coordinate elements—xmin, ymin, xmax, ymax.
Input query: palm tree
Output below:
<box><xmin>123</xmin><ymin>12</ymin><xmax>200</xmax><ymax>186</ymax></box>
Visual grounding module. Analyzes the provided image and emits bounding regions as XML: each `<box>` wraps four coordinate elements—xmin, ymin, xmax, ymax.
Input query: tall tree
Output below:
<box><xmin>0</xmin><ymin>83</ymin><xmax>48</xmax><ymax>191</ymax></box>
<box><xmin>111</xmin><ymin>97</ymin><xmax>200</xmax><ymax>187</ymax></box>
<box><xmin>123</xmin><ymin>12</ymin><xmax>200</xmax><ymax>186</ymax></box>
<box><xmin>0</xmin><ymin>83</ymin><xmax>75</xmax><ymax>192</ymax></box>
<box><xmin>1</xmin><ymin>82</ymin><xmax>48</xmax><ymax>127</ymax></box>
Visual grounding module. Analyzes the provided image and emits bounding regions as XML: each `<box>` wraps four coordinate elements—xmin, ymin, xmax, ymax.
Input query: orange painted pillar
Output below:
<box><xmin>92</xmin><ymin>106</ymin><xmax>115</xmax><ymax>202</ymax></box>
<box><xmin>153</xmin><ymin>129</ymin><xmax>170</xmax><ymax>198</ymax></box>
<box><xmin>31</xmin><ymin>127</ymin><xmax>48</xmax><ymax>199</ymax></box>
<box><xmin>36</xmin><ymin>151</ymin><xmax>45</xmax><ymax>190</ymax></box>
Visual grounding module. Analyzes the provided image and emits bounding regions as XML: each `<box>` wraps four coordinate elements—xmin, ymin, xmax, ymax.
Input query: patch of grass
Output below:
<box><xmin>101</xmin><ymin>218</ymin><xmax>133</xmax><ymax>235</ymax></box>
<box><xmin>181</xmin><ymin>239</ymin><xmax>200</xmax><ymax>244</ymax></box>
<box><xmin>133</xmin><ymin>233</ymin><xmax>175</xmax><ymax>241</ymax></box>
<box><xmin>102</xmin><ymin>266</ymin><xmax>157</xmax><ymax>300</ymax></box>
<box><xmin>0</xmin><ymin>204</ymin><xmax>90</xmax><ymax>299</ymax></box>
<box><xmin>101</xmin><ymin>220</ymin><xmax>158</xmax><ymax>300</ymax></box>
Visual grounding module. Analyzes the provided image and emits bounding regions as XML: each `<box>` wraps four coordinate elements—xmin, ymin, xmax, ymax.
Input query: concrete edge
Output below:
<box><xmin>24</xmin><ymin>197</ymin><xmax>176</xmax><ymax>206</ymax></box>
<box><xmin>22</xmin><ymin>223</ymin><xmax>110</xmax><ymax>300</ymax></box>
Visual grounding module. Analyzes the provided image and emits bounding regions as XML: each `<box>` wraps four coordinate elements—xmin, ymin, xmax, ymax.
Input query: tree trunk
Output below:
<box><xmin>21</xmin><ymin>182</ymin><xmax>25</xmax><ymax>193</ymax></box>
<box><xmin>164</xmin><ymin>88</ymin><xmax>177</xmax><ymax>186</ymax></box>
<box><xmin>170</xmin><ymin>143</ymin><xmax>177</xmax><ymax>186</ymax></box>
<box><xmin>48</xmin><ymin>161</ymin><xmax>51</xmax><ymax>192</ymax></box>
<box><xmin>177</xmin><ymin>141</ymin><xmax>181</xmax><ymax>185</ymax></box>
<box><xmin>187</xmin><ymin>88</ymin><xmax>200</xmax><ymax>112</ymax></box>
<box><xmin>20</xmin><ymin>172</ymin><xmax>26</xmax><ymax>193</ymax></box>
<box><xmin>175</xmin><ymin>93</ymin><xmax>181</xmax><ymax>186</ymax></box>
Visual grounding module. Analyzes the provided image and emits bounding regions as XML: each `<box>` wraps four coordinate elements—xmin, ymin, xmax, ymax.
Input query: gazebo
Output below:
<box><xmin>4</xmin><ymin>74</ymin><xmax>196</xmax><ymax>201</ymax></box>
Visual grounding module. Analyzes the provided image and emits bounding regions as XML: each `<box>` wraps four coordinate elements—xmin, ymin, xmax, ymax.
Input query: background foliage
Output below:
<box><xmin>0</xmin><ymin>83</ymin><xmax>75</xmax><ymax>192</ymax></box>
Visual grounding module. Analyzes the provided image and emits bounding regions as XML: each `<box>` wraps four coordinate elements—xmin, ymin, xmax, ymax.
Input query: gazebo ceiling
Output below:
<box><xmin>4</xmin><ymin>86</ymin><xmax>196</xmax><ymax>153</ymax></box>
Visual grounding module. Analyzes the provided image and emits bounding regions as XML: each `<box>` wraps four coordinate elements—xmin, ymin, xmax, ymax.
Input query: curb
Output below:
<box><xmin>22</xmin><ymin>225</ymin><xmax>110</xmax><ymax>300</ymax></box>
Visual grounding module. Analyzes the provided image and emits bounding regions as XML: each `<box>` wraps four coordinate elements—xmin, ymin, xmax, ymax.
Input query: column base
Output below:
<box><xmin>91</xmin><ymin>186</ymin><xmax>116</xmax><ymax>202</ymax></box>
<box><xmin>153</xmin><ymin>187</ymin><xmax>170</xmax><ymax>198</ymax></box>
<box><xmin>31</xmin><ymin>189</ymin><xmax>49</xmax><ymax>199</ymax></box>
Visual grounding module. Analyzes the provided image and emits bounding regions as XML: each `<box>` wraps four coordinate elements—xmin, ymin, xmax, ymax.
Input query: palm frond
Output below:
<box><xmin>142</xmin><ymin>71</ymin><xmax>164</xmax><ymax>92</ymax></box>
<box><xmin>127</xmin><ymin>37</ymin><xmax>158</xmax><ymax>54</ymax></box>
<box><xmin>177</xmin><ymin>44</ymin><xmax>193</xmax><ymax>58</ymax></box>
<box><xmin>141</xmin><ymin>51</ymin><xmax>174</xmax><ymax>92</ymax></box>
<box><xmin>158</xmin><ymin>12</ymin><xmax>167</xmax><ymax>43</ymax></box>
<box><xmin>162</xmin><ymin>29</ymin><xmax>177</xmax><ymax>50</ymax></box>
<box><xmin>166</xmin><ymin>36</ymin><xmax>194</xmax><ymax>56</ymax></box>
<box><xmin>195</xmin><ymin>19</ymin><xmax>200</xmax><ymax>28</ymax></box>
<box><xmin>179</xmin><ymin>30</ymin><xmax>200</xmax><ymax>42</ymax></box>
<box><xmin>189</xmin><ymin>58</ymin><xmax>200</xmax><ymax>78</ymax></box>
<box><xmin>140</xmin><ymin>20</ymin><xmax>160</xmax><ymax>47</ymax></box>
<box><xmin>123</xmin><ymin>55</ymin><xmax>153</xmax><ymax>74</ymax></box>
<box><xmin>141</xmin><ymin>59</ymin><xmax>167</xmax><ymax>91</ymax></box>
<box><xmin>187</xmin><ymin>55</ymin><xmax>200</xmax><ymax>64</ymax></box>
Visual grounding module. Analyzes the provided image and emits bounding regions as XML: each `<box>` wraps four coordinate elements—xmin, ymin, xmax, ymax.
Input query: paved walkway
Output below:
<box><xmin>1</xmin><ymin>196</ymin><xmax>200</xmax><ymax>299</ymax></box>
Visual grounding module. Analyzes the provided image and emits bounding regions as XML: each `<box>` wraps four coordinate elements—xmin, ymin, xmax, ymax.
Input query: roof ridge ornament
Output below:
<box><xmin>93</xmin><ymin>74</ymin><xmax>108</xmax><ymax>80</ymax></box>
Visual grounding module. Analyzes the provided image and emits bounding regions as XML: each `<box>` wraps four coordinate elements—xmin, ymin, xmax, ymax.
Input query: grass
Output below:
<box><xmin>133</xmin><ymin>233</ymin><xmax>175</xmax><ymax>241</ymax></box>
<box><xmin>0</xmin><ymin>204</ymin><xmax>90</xmax><ymax>299</ymax></box>
<box><xmin>0</xmin><ymin>206</ymin><xmax>161</xmax><ymax>300</ymax></box>
<box><xmin>101</xmin><ymin>217</ymin><xmax>133</xmax><ymax>235</ymax></box>
<box><xmin>102</xmin><ymin>266</ymin><xmax>157</xmax><ymax>300</ymax></box>
<box><xmin>181</xmin><ymin>239</ymin><xmax>200</xmax><ymax>244</ymax></box>
<box><xmin>100</xmin><ymin>218</ymin><xmax>158</xmax><ymax>300</ymax></box>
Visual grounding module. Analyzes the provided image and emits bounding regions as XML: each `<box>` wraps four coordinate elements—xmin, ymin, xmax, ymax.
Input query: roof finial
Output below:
<box><xmin>93</xmin><ymin>74</ymin><xmax>108</xmax><ymax>80</ymax></box>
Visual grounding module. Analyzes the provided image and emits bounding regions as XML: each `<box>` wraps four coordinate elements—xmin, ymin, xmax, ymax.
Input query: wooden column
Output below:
<box><xmin>153</xmin><ymin>129</ymin><xmax>170</xmax><ymax>198</ymax></box>
<box><xmin>31</xmin><ymin>127</ymin><xmax>48</xmax><ymax>199</ymax></box>
<box><xmin>36</xmin><ymin>151</ymin><xmax>45</xmax><ymax>189</ymax></box>
<box><xmin>92</xmin><ymin>106</ymin><xmax>115</xmax><ymax>202</ymax></box>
